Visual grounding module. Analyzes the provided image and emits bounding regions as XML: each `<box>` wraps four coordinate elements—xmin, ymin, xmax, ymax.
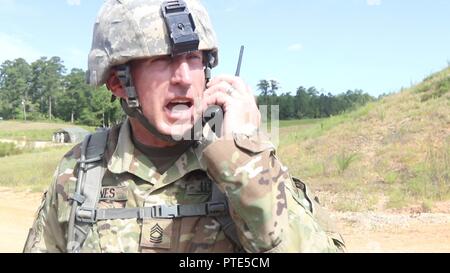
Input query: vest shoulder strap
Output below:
<box><xmin>67</xmin><ymin>130</ymin><xmax>109</xmax><ymax>253</ymax></box>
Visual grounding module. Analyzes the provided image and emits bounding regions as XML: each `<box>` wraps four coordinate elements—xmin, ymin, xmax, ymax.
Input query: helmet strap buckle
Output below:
<box><xmin>161</xmin><ymin>0</ymin><xmax>200</xmax><ymax>56</ymax></box>
<box><xmin>116</xmin><ymin>65</ymin><xmax>140</xmax><ymax>108</ymax></box>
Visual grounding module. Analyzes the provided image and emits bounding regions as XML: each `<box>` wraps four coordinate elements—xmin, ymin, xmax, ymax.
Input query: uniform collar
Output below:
<box><xmin>107</xmin><ymin>119</ymin><xmax>203</xmax><ymax>192</ymax></box>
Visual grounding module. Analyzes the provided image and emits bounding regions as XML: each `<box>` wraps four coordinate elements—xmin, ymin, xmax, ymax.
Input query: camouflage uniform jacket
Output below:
<box><xmin>24</xmin><ymin>119</ymin><xmax>344</xmax><ymax>253</ymax></box>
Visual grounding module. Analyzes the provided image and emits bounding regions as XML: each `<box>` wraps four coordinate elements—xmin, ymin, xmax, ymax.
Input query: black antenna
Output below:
<box><xmin>235</xmin><ymin>45</ymin><xmax>244</xmax><ymax>76</ymax></box>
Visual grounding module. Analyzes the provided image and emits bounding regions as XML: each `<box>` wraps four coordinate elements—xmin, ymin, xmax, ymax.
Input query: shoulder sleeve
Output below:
<box><xmin>23</xmin><ymin>145</ymin><xmax>81</xmax><ymax>253</ymax></box>
<box><xmin>202</xmin><ymin>132</ymin><xmax>345</xmax><ymax>253</ymax></box>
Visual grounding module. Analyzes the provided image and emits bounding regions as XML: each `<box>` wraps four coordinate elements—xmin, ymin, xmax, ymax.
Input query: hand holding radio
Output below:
<box><xmin>201</xmin><ymin>46</ymin><xmax>260</xmax><ymax>139</ymax></box>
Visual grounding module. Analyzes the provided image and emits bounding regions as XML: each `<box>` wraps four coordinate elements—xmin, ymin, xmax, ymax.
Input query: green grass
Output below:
<box><xmin>278</xmin><ymin>118</ymin><xmax>325</xmax><ymax>128</ymax></box>
<box><xmin>0</xmin><ymin>129</ymin><xmax>59</xmax><ymax>141</ymax></box>
<box><xmin>334</xmin><ymin>199</ymin><xmax>362</xmax><ymax>212</ymax></box>
<box><xmin>383</xmin><ymin>171</ymin><xmax>398</xmax><ymax>185</ymax></box>
<box><xmin>0</xmin><ymin>147</ymin><xmax>68</xmax><ymax>192</ymax></box>
<box><xmin>0</xmin><ymin>142</ymin><xmax>54</xmax><ymax>157</ymax></box>
<box><xmin>387</xmin><ymin>188</ymin><xmax>408</xmax><ymax>209</ymax></box>
<box><xmin>417</xmin><ymin>68</ymin><xmax>450</xmax><ymax>102</ymax></box>
<box><xmin>336</xmin><ymin>151</ymin><xmax>358</xmax><ymax>174</ymax></box>
<box><xmin>421</xmin><ymin>199</ymin><xmax>433</xmax><ymax>213</ymax></box>
<box><xmin>0</xmin><ymin>143</ymin><xmax>21</xmax><ymax>157</ymax></box>
<box><xmin>0</xmin><ymin>120</ymin><xmax>95</xmax><ymax>141</ymax></box>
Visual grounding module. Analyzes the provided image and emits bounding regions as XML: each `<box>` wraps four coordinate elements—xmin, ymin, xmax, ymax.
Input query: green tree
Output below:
<box><xmin>295</xmin><ymin>86</ymin><xmax>309</xmax><ymax>118</ymax></box>
<box><xmin>79</xmin><ymin>85</ymin><xmax>123</xmax><ymax>127</ymax></box>
<box><xmin>269</xmin><ymin>80</ymin><xmax>279</xmax><ymax>96</ymax></box>
<box><xmin>30</xmin><ymin>57</ymin><xmax>66</xmax><ymax>120</ymax></box>
<box><xmin>0</xmin><ymin>58</ymin><xmax>32</xmax><ymax>119</ymax></box>
<box><xmin>257</xmin><ymin>79</ymin><xmax>281</xmax><ymax>121</ymax></box>
<box><xmin>257</xmin><ymin>79</ymin><xmax>270</xmax><ymax>97</ymax></box>
<box><xmin>56</xmin><ymin>68</ymin><xmax>89</xmax><ymax>123</ymax></box>
<box><xmin>279</xmin><ymin>92</ymin><xmax>295</xmax><ymax>119</ymax></box>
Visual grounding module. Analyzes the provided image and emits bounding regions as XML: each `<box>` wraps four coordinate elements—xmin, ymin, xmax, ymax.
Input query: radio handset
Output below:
<box><xmin>202</xmin><ymin>46</ymin><xmax>244</xmax><ymax>138</ymax></box>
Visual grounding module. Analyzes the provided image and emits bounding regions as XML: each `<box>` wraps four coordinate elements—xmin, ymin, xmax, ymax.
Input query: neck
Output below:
<box><xmin>129</xmin><ymin>117</ymin><xmax>176</xmax><ymax>148</ymax></box>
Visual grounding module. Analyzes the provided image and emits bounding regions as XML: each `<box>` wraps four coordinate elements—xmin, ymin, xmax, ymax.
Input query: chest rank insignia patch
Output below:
<box><xmin>140</xmin><ymin>219</ymin><xmax>173</xmax><ymax>250</ymax></box>
<box><xmin>150</xmin><ymin>224</ymin><xmax>163</xmax><ymax>244</ymax></box>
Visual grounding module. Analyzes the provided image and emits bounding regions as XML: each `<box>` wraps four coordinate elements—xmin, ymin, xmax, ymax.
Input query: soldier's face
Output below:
<box><xmin>130</xmin><ymin>51</ymin><xmax>206</xmax><ymax>137</ymax></box>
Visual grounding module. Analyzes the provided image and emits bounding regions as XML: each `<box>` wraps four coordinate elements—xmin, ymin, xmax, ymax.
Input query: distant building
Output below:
<box><xmin>53</xmin><ymin>127</ymin><xmax>90</xmax><ymax>144</ymax></box>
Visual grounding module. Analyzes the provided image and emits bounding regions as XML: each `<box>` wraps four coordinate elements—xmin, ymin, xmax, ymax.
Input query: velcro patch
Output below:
<box><xmin>186</xmin><ymin>178</ymin><xmax>211</xmax><ymax>196</ymax></box>
<box><xmin>99</xmin><ymin>186</ymin><xmax>128</xmax><ymax>201</ymax></box>
<box><xmin>140</xmin><ymin>219</ymin><xmax>173</xmax><ymax>250</ymax></box>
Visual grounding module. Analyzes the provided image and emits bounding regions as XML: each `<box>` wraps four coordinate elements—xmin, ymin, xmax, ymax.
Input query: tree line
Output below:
<box><xmin>0</xmin><ymin>57</ymin><xmax>375</xmax><ymax>126</ymax></box>
<box><xmin>0</xmin><ymin>57</ymin><xmax>123</xmax><ymax>127</ymax></box>
<box><xmin>256</xmin><ymin>79</ymin><xmax>375</xmax><ymax>119</ymax></box>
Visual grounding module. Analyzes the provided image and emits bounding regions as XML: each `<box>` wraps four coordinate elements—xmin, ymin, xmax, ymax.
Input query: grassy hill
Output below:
<box><xmin>278</xmin><ymin>67</ymin><xmax>450</xmax><ymax>212</ymax></box>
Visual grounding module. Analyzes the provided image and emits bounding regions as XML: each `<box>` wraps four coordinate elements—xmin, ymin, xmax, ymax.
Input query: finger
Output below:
<box><xmin>204</xmin><ymin>82</ymin><xmax>246</xmax><ymax>99</ymax></box>
<box><xmin>207</xmin><ymin>75</ymin><xmax>238</xmax><ymax>86</ymax></box>
<box><xmin>202</xmin><ymin>91</ymin><xmax>233</xmax><ymax>111</ymax></box>
<box><xmin>207</xmin><ymin>75</ymin><xmax>249</xmax><ymax>94</ymax></box>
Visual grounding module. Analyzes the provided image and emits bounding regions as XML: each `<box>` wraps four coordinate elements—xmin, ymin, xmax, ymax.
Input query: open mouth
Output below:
<box><xmin>164</xmin><ymin>98</ymin><xmax>194</xmax><ymax>121</ymax></box>
<box><xmin>166</xmin><ymin>99</ymin><xmax>193</xmax><ymax>111</ymax></box>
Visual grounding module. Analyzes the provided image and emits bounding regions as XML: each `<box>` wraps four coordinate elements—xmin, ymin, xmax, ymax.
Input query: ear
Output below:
<box><xmin>106</xmin><ymin>69</ymin><xmax>127</xmax><ymax>99</ymax></box>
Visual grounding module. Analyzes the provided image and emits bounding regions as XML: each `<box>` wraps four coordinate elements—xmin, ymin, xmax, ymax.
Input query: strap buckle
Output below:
<box><xmin>76</xmin><ymin>207</ymin><xmax>97</xmax><ymax>223</ymax></box>
<box><xmin>116</xmin><ymin>65</ymin><xmax>140</xmax><ymax>108</ymax></box>
<box><xmin>151</xmin><ymin>204</ymin><xmax>180</xmax><ymax>219</ymax></box>
<box><xmin>69</xmin><ymin>193</ymin><xmax>86</xmax><ymax>205</ymax></box>
<box><xmin>206</xmin><ymin>202</ymin><xmax>226</xmax><ymax>216</ymax></box>
<box><xmin>161</xmin><ymin>0</ymin><xmax>199</xmax><ymax>56</ymax></box>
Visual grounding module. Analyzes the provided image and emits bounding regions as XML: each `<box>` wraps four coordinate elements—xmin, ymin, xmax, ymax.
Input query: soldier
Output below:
<box><xmin>23</xmin><ymin>0</ymin><xmax>344</xmax><ymax>253</ymax></box>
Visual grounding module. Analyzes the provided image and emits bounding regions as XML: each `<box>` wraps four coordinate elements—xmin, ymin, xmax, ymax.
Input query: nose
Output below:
<box><xmin>170</xmin><ymin>58</ymin><xmax>192</xmax><ymax>87</ymax></box>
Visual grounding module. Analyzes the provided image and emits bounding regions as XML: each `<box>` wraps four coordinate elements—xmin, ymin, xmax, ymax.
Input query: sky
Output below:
<box><xmin>1</xmin><ymin>0</ymin><xmax>449</xmax><ymax>97</ymax></box>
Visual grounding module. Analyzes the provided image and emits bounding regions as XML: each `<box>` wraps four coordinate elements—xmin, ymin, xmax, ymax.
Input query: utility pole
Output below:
<box><xmin>22</xmin><ymin>100</ymin><xmax>27</xmax><ymax>121</ymax></box>
<box><xmin>49</xmin><ymin>96</ymin><xmax>52</xmax><ymax>120</ymax></box>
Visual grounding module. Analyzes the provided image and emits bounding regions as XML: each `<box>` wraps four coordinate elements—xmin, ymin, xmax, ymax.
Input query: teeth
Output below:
<box><xmin>171</xmin><ymin>100</ymin><xmax>190</xmax><ymax>104</ymax></box>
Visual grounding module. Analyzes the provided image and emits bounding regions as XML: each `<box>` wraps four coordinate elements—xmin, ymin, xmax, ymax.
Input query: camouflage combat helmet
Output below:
<box><xmin>87</xmin><ymin>0</ymin><xmax>219</xmax><ymax>86</ymax></box>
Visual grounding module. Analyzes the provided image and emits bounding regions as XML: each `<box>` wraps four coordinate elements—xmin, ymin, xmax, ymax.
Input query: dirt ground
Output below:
<box><xmin>0</xmin><ymin>188</ymin><xmax>42</xmax><ymax>253</ymax></box>
<box><xmin>1</xmin><ymin>187</ymin><xmax>449</xmax><ymax>253</ymax></box>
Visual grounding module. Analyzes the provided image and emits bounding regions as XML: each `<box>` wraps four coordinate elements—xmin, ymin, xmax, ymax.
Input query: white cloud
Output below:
<box><xmin>0</xmin><ymin>33</ymin><xmax>42</xmax><ymax>64</ymax></box>
<box><xmin>288</xmin><ymin>43</ymin><xmax>303</xmax><ymax>52</ymax></box>
<box><xmin>67</xmin><ymin>0</ymin><xmax>81</xmax><ymax>6</ymax></box>
<box><xmin>367</xmin><ymin>0</ymin><xmax>382</xmax><ymax>6</ymax></box>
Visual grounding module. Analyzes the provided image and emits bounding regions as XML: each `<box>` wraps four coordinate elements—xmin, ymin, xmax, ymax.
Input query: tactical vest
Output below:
<box><xmin>66</xmin><ymin>130</ymin><xmax>242</xmax><ymax>253</ymax></box>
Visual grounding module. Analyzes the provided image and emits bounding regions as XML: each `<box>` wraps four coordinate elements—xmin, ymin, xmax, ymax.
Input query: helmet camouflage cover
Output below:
<box><xmin>87</xmin><ymin>0</ymin><xmax>218</xmax><ymax>86</ymax></box>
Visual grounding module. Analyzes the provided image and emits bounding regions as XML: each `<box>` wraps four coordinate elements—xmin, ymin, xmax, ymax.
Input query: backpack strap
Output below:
<box><xmin>67</xmin><ymin>130</ymin><xmax>109</xmax><ymax>253</ymax></box>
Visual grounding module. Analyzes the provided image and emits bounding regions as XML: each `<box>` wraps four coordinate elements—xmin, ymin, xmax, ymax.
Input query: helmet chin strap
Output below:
<box><xmin>119</xmin><ymin>98</ymin><xmax>180</xmax><ymax>144</ymax></box>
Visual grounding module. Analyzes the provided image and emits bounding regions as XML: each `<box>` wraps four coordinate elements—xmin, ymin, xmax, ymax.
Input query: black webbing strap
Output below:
<box><xmin>67</xmin><ymin>130</ymin><xmax>109</xmax><ymax>253</ymax></box>
<box><xmin>87</xmin><ymin>202</ymin><xmax>226</xmax><ymax>221</ymax></box>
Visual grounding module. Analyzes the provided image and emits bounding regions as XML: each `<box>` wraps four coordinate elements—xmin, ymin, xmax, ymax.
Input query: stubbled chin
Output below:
<box><xmin>160</xmin><ymin>117</ymin><xmax>194</xmax><ymax>138</ymax></box>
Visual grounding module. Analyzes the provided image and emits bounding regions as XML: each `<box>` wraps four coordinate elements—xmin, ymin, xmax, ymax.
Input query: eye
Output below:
<box><xmin>152</xmin><ymin>55</ymin><xmax>171</xmax><ymax>64</ymax></box>
<box><xmin>187</xmin><ymin>52</ymin><xmax>202</xmax><ymax>61</ymax></box>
